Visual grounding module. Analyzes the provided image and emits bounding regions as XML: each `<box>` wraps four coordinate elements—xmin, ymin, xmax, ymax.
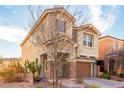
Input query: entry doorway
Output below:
<box><xmin>62</xmin><ymin>64</ymin><xmax>69</xmax><ymax>78</ymax></box>
<box><xmin>109</xmin><ymin>59</ymin><xmax>115</xmax><ymax>75</ymax></box>
<box><xmin>40</xmin><ymin>53</ymin><xmax>47</xmax><ymax>78</ymax></box>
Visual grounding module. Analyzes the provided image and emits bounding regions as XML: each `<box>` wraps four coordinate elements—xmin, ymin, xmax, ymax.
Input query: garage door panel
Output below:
<box><xmin>76</xmin><ymin>62</ymin><xmax>91</xmax><ymax>77</ymax></box>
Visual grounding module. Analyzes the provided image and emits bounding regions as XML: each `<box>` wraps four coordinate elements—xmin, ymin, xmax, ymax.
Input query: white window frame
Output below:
<box><xmin>83</xmin><ymin>33</ymin><xmax>94</xmax><ymax>47</ymax></box>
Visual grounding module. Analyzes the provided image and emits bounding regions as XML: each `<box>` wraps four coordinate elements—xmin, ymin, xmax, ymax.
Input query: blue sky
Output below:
<box><xmin>0</xmin><ymin>5</ymin><xmax>124</xmax><ymax>58</ymax></box>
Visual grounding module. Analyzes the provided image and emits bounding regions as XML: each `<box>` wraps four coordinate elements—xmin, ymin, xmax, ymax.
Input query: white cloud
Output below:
<box><xmin>88</xmin><ymin>5</ymin><xmax>118</xmax><ymax>33</ymax></box>
<box><xmin>0</xmin><ymin>25</ymin><xmax>27</xmax><ymax>43</ymax></box>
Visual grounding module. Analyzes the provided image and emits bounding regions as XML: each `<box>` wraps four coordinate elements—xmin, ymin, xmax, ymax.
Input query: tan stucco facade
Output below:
<box><xmin>21</xmin><ymin>8</ymin><xmax>100</xmax><ymax>78</ymax></box>
<box><xmin>98</xmin><ymin>35</ymin><xmax>124</xmax><ymax>75</ymax></box>
<box><xmin>99</xmin><ymin>36</ymin><xmax>124</xmax><ymax>60</ymax></box>
<box><xmin>77</xmin><ymin>30</ymin><xmax>99</xmax><ymax>58</ymax></box>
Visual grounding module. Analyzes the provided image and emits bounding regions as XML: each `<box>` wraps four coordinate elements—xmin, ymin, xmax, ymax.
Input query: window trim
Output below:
<box><xmin>83</xmin><ymin>33</ymin><xmax>94</xmax><ymax>47</ymax></box>
<box><xmin>56</xmin><ymin>19</ymin><xmax>66</xmax><ymax>33</ymax></box>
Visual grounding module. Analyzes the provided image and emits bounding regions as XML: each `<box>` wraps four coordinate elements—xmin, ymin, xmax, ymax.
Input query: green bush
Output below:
<box><xmin>24</xmin><ymin>60</ymin><xmax>42</xmax><ymax>82</ymax></box>
<box><xmin>76</xmin><ymin>76</ymin><xmax>83</xmax><ymax>83</ymax></box>
<box><xmin>120</xmin><ymin>73</ymin><xmax>124</xmax><ymax>78</ymax></box>
<box><xmin>101</xmin><ymin>73</ymin><xmax>110</xmax><ymax>79</ymax></box>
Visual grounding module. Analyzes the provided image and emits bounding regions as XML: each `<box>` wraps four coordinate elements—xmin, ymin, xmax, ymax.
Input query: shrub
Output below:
<box><xmin>0</xmin><ymin>62</ymin><xmax>25</xmax><ymax>82</ymax></box>
<box><xmin>120</xmin><ymin>73</ymin><xmax>124</xmax><ymax>78</ymax></box>
<box><xmin>10</xmin><ymin>62</ymin><xmax>25</xmax><ymax>73</ymax></box>
<box><xmin>0</xmin><ymin>69</ymin><xmax>24</xmax><ymax>82</ymax></box>
<box><xmin>76</xmin><ymin>76</ymin><xmax>83</xmax><ymax>83</ymax></box>
<box><xmin>101</xmin><ymin>73</ymin><xmax>110</xmax><ymax>79</ymax></box>
<box><xmin>0</xmin><ymin>69</ymin><xmax>15</xmax><ymax>82</ymax></box>
<box><xmin>101</xmin><ymin>70</ymin><xmax>110</xmax><ymax>79</ymax></box>
<box><xmin>24</xmin><ymin>60</ymin><xmax>42</xmax><ymax>82</ymax></box>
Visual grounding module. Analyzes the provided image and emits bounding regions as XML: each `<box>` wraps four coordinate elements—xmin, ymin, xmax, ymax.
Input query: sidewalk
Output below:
<box><xmin>48</xmin><ymin>79</ymin><xmax>87</xmax><ymax>88</ymax></box>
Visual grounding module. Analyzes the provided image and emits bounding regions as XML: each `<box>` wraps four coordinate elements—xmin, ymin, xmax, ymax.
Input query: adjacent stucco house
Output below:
<box><xmin>20</xmin><ymin>7</ymin><xmax>100</xmax><ymax>79</ymax></box>
<box><xmin>98</xmin><ymin>35</ymin><xmax>124</xmax><ymax>76</ymax></box>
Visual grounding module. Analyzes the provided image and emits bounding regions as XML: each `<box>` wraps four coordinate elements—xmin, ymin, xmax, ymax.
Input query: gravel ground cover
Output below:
<box><xmin>0</xmin><ymin>82</ymin><xmax>34</xmax><ymax>88</ymax></box>
<box><xmin>0</xmin><ymin>81</ymin><xmax>52</xmax><ymax>88</ymax></box>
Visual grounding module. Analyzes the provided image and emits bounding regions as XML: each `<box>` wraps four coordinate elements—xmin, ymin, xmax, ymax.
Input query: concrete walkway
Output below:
<box><xmin>60</xmin><ymin>79</ymin><xmax>86</xmax><ymax>88</ymax></box>
<box><xmin>83</xmin><ymin>78</ymin><xmax>124</xmax><ymax>88</ymax></box>
<box><xmin>48</xmin><ymin>79</ymin><xmax>86</xmax><ymax>88</ymax></box>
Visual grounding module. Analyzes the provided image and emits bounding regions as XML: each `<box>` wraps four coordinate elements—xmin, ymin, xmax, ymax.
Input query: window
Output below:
<box><xmin>112</xmin><ymin>42</ymin><xmax>116</xmax><ymax>50</ymax></box>
<box><xmin>83</xmin><ymin>34</ymin><xmax>87</xmax><ymax>46</ymax></box>
<box><xmin>88</xmin><ymin>35</ymin><xmax>93</xmax><ymax>47</ymax></box>
<box><xmin>83</xmin><ymin>33</ymin><xmax>93</xmax><ymax>47</ymax></box>
<box><xmin>57</xmin><ymin>20</ymin><xmax>66</xmax><ymax>32</ymax></box>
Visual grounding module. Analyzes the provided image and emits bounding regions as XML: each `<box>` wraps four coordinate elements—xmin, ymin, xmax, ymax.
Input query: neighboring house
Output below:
<box><xmin>98</xmin><ymin>35</ymin><xmax>124</xmax><ymax>76</ymax></box>
<box><xmin>20</xmin><ymin>7</ymin><xmax>100</xmax><ymax>79</ymax></box>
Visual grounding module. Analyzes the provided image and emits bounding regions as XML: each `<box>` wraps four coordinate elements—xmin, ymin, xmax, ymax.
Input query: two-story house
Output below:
<box><xmin>20</xmin><ymin>7</ymin><xmax>100</xmax><ymax>80</ymax></box>
<box><xmin>98</xmin><ymin>35</ymin><xmax>124</xmax><ymax>76</ymax></box>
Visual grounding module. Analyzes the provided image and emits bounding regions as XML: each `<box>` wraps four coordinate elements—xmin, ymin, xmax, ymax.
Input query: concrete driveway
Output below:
<box><xmin>49</xmin><ymin>78</ymin><xmax>124</xmax><ymax>88</ymax></box>
<box><xmin>84</xmin><ymin>78</ymin><xmax>124</xmax><ymax>88</ymax></box>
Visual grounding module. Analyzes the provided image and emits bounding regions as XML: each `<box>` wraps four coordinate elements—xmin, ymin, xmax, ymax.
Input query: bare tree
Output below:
<box><xmin>26</xmin><ymin>5</ymin><xmax>89</xmax><ymax>87</ymax></box>
<box><xmin>26</xmin><ymin>5</ymin><xmax>90</xmax><ymax>28</ymax></box>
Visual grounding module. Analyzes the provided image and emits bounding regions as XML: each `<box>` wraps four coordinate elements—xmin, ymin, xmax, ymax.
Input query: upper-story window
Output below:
<box><xmin>112</xmin><ymin>42</ymin><xmax>119</xmax><ymax>51</ymax></box>
<box><xmin>57</xmin><ymin>20</ymin><xmax>66</xmax><ymax>32</ymax></box>
<box><xmin>112</xmin><ymin>42</ymin><xmax>116</xmax><ymax>51</ymax></box>
<box><xmin>83</xmin><ymin>33</ymin><xmax>93</xmax><ymax>47</ymax></box>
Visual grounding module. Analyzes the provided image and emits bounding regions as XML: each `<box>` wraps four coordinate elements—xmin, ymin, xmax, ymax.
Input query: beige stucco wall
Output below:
<box><xmin>77</xmin><ymin>30</ymin><xmax>99</xmax><ymax>58</ymax></box>
<box><xmin>21</xmin><ymin>11</ymin><xmax>75</xmax><ymax>63</ymax></box>
<box><xmin>21</xmin><ymin>15</ymin><xmax>49</xmax><ymax>63</ymax></box>
<box><xmin>21</xmin><ymin>9</ymin><xmax>99</xmax><ymax>65</ymax></box>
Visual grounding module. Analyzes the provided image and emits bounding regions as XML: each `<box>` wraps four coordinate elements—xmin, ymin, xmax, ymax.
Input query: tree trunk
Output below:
<box><xmin>33</xmin><ymin>73</ymin><xmax>35</xmax><ymax>83</ymax></box>
<box><xmin>52</xmin><ymin>63</ymin><xmax>55</xmax><ymax>87</ymax></box>
<box><xmin>55</xmin><ymin>66</ymin><xmax>58</xmax><ymax>87</ymax></box>
<box><xmin>54</xmin><ymin>61</ymin><xmax>59</xmax><ymax>88</ymax></box>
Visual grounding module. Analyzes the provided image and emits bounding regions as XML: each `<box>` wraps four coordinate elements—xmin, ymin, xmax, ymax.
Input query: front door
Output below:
<box><xmin>109</xmin><ymin>59</ymin><xmax>115</xmax><ymax>75</ymax></box>
<box><xmin>40</xmin><ymin>54</ymin><xmax>47</xmax><ymax>78</ymax></box>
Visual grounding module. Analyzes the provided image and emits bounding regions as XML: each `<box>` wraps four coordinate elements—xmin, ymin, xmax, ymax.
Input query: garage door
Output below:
<box><xmin>76</xmin><ymin>62</ymin><xmax>91</xmax><ymax>77</ymax></box>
